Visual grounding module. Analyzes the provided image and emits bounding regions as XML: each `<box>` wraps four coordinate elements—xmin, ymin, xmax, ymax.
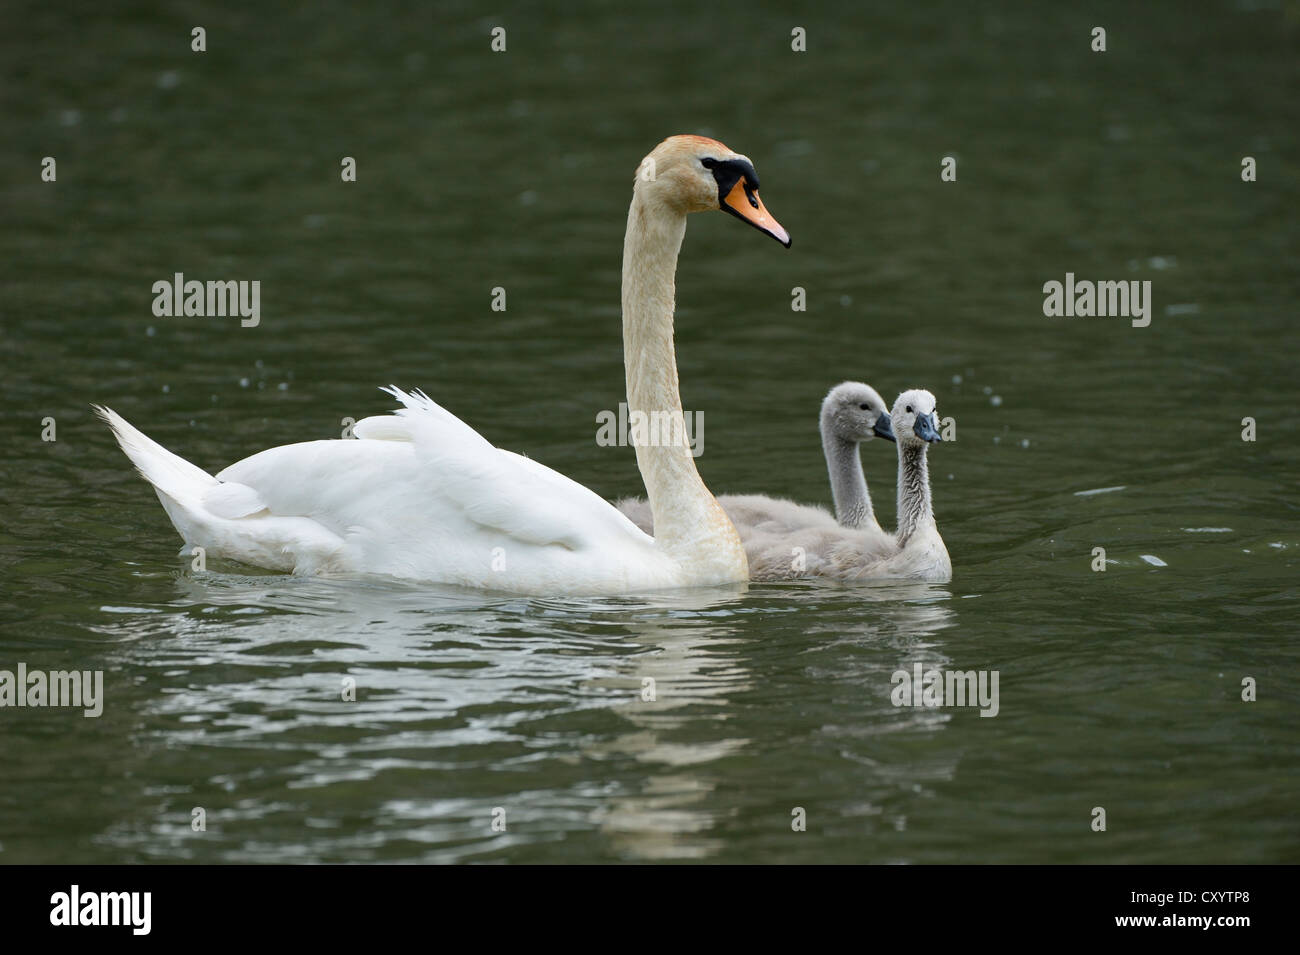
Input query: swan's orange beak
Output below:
<box><xmin>721</xmin><ymin>179</ymin><xmax>791</xmax><ymax>248</ymax></box>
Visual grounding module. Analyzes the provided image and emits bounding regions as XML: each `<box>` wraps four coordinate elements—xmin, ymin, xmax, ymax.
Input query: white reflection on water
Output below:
<box><xmin>586</xmin><ymin>581</ymin><xmax>960</xmax><ymax>858</ymax></box>
<box><xmin>90</xmin><ymin>570</ymin><xmax>957</xmax><ymax>862</ymax></box>
<box><xmin>585</xmin><ymin>607</ymin><xmax>751</xmax><ymax>860</ymax></box>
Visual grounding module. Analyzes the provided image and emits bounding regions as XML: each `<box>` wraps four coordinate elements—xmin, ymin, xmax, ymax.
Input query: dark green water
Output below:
<box><xmin>2</xmin><ymin>1</ymin><xmax>1297</xmax><ymax>862</ymax></box>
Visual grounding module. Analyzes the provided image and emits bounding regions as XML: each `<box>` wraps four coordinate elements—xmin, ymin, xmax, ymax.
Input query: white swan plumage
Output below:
<box><xmin>96</xmin><ymin>135</ymin><xmax>791</xmax><ymax>595</ymax></box>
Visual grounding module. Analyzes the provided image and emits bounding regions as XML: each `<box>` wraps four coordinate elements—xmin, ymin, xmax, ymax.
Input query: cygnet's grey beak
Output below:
<box><xmin>914</xmin><ymin>412</ymin><xmax>942</xmax><ymax>442</ymax></box>
<box><xmin>873</xmin><ymin>413</ymin><xmax>896</xmax><ymax>443</ymax></box>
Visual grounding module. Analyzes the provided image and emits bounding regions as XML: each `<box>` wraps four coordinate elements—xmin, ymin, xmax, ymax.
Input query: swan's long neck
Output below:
<box><xmin>822</xmin><ymin>424</ymin><xmax>874</xmax><ymax>530</ymax></box>
<box><xmin>896</xmin><ymin>443</ymin><xmax>934</xmax><ymax>545</ymax></box>
<box><xmin>621</xmin><ymin>190</ymin><xmax>746</xmax><ymax>579</ymax></box>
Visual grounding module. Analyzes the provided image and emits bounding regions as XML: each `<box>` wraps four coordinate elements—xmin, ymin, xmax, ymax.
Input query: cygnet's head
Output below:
<box><xmin>891</xmin><ymin>389</ymin><xmax>942</xmax><ymax>445</ymax></box>
<box><xmin>633</xmin><ymin>135</ymin><xmax>791</xmax><ymax>247</ymax></box>
<box><xmin>821</xmin><ymin>381</ymin><xmax>895</xmax><ymax>444</ymax></box>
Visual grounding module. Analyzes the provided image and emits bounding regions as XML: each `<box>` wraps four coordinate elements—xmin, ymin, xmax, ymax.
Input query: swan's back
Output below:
<box><xmin>102</xmin><ymin>388</ymin><xmax>689</xmax><ymax>594</ymax></box>
<box><xmin>216</xmin><ymin>388</ymin><xmax>679</xmax><ymax>590</ymax></box>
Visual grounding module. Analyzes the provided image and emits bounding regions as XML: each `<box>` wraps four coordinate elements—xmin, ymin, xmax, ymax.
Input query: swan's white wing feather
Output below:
<box><xmin>351</xmin><ymin>416</ymin><xmax>414</xmax><ymax>442</ymax></box>
<box><xmin>204</xmin><ymin>388</ymin><xmax>667</xmax><ymax>589</ymax></box>
<box><xmin>497</xmin><ymin>450</ymin><xmax>654</xmax><ymax>546</ymax></box>
<box><xmin>101</xmin><ymin>388</ymin><xmax>678</xmax><ymax>592</ymax></box>
<box><xmin>368</xmin><ymin>387</ymin><xmax>651</xmax><ymax>549</ymax></box>
<box><xmin>202</xmin><ymin>481</ymin><xmax>267</xmax><ymax>519</ymax></box>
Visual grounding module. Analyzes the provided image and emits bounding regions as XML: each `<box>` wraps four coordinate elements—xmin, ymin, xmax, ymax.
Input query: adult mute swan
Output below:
<box><xmin>616</xmin><ymin>381</ymin><xmax>895</xmax><ymax>538</ymax></box>
<box><xmin>96</xmin><ymin>135</ymin><xmax>791</xmax><ymax>595</ymax></box>
<box><xmin>742</xmin><ymin>389</ymin><xmax>951</xmax><ymax>582</ymax></box>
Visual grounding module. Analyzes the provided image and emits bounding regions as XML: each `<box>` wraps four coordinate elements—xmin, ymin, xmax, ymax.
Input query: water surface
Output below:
<box><xmin>1</xmin><ymin>1</ymin><xmax>1297</xmax><ymax>862</ymax></box>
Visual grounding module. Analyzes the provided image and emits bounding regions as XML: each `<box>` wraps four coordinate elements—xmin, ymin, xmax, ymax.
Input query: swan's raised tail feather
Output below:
<box><xmin>93</xmin><ymin>404</ymin><xmax>218</xmax><ymax>504</ymax></box>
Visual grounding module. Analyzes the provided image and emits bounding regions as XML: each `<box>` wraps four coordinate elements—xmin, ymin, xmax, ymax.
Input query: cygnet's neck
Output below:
<box><xmin>896</xmin><ymin>441</ymin><xmax>935</xmax><ymax>545</ymax></box>
<box><xmin>822</xmin><ymin>421</ymin><xmax>875</xmax><ymax>531</ymax></box>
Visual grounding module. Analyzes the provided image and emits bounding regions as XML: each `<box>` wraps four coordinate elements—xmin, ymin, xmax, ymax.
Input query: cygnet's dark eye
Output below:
<box><xmin>858</xmin><ymin>403</ymin><xmax>869</xmax><ymax>410</ymax></box>
<box><xmin>906</xmin><ymin>405</ymin><xmax>913</xmax><ymax>414</ymax></box>
<box><xmin>701</xmin><ymin>158</ymin><xmax>718</xmax><ymax>169</ymax></box>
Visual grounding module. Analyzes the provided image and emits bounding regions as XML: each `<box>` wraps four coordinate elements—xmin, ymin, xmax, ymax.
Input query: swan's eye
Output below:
<box><xmin>906</xmin><ymin>405</ymin><xmax>913</xmax><ymax>414</ymax></box>
<box><xmin>858</xmin><ymin>403</ymin><xmax>869</xmax><ymax>410</ymax></box>
<box><xmin>701</xmin><ymin>158</ymin><xmax>718</xmax><ymax>169</ymax></box>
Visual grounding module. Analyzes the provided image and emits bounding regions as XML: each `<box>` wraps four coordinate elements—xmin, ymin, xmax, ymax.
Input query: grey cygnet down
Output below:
<box><xmin>741</xmin><ymin>388</ymin><xmax>951</xmax><ymax>582</ymax></box>
<box><xmin>701</xmin><ymin>388</ymin><xmax>951</xmax><ymax>583</ymax></box>
<box><xmin>820</xmin><ymin>381</ymin><xmax>895</xmax><ymax>530</ymax></box>
<box><xmin>615</xmin><ymin>381</ymin><xmax>897</xmax><ymax>565</ymax></box>
<box><xmin>754</xmin><ymin>389</ymin><xmax>956</xmax><ymax>582</ymax></box>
